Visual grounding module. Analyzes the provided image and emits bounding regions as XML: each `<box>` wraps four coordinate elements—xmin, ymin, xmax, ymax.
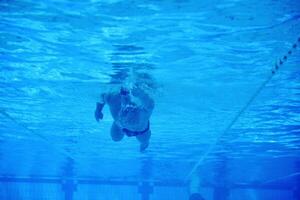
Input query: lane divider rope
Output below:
<box><xmin>185</xmin><ymin>36</ymin><xmax>300</xmax><ymax>182</ymax></box>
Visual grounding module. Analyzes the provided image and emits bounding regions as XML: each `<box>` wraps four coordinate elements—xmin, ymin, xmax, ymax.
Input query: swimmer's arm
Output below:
<box><xmin>140</xmin><ymin>94</ymin><xmax>155</xmax><ymax>112</ymax></box>
<box><xmin>132</xmin><ymin>88</ymin><xmax>155</xmax><ymax>112</ymax></box>
<box><xmin>144</xmin><ymin>98</ymin><xmax>155</xmax><ymax>112</ymax></box>
<box><xmin>95</xmin><ymin>93</ymin><xmax>109</xmax><ymax>122</ymax></box>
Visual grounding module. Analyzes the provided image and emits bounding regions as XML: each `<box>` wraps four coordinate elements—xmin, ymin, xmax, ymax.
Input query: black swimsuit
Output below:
<box><xmin>122</xmin><ymin>121</ymin><xmax>150</xmax><ymax>137</ymax></box>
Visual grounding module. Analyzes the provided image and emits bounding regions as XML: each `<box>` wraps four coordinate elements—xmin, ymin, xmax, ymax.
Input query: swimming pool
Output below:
<box><xmin>0</xmin><ymin>0</ymin><xmax>300</xmax><ymax>199</ymax></box>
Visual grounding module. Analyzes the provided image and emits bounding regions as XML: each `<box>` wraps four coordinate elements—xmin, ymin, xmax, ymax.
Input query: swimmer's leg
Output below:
<box><xmin>136</xmin><ymin>130</ymin><xmax>151</xmax><ymax>152</ymax></box>
<box><xmin>110</xmin><ymin>122</ymin><xmax>124</xmax><ymax>142</ymax></box>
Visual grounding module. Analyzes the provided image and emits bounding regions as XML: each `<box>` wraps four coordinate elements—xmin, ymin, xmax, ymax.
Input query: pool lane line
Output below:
<box><xmin>0</xmin><ymin>109</ymin><xmax>75</xmax><ymax>161</ymax></box>
<box><xmin>184</xmin><ymin>36</ymin><xmax>300</xmax><ymax>182</ymax></box>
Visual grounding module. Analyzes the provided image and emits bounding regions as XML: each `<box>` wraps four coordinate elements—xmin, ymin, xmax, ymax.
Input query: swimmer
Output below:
<box><xmin>94</xmin><ymin>85</ymin><xmax>154</xmax><ymax>152</ymax></box>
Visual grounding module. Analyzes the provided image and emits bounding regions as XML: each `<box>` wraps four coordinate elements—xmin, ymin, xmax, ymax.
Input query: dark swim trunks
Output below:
<box><xmin>122</xmin><ymin>121</ymin><xmax>150</xmax><ymax>137</ymax></box>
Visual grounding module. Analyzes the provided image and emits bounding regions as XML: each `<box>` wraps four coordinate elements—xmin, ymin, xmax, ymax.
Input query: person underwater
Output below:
<box><xmin>95</xmin><ymin>84</ymin><xmax>154</xmax><ymax>152</ymax></box>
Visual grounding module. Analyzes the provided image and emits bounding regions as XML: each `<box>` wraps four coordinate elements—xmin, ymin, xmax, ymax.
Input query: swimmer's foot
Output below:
<box><xmin>140</xmin><ymin>142</ymin><xmax>149</xmax><ymax>152</ymax></box>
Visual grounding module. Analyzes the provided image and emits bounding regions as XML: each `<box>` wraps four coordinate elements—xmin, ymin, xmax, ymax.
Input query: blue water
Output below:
<box><xmin>1</xmin><ymin>0</ymin><xmax>300</xmax><ymax>199</ymax></box>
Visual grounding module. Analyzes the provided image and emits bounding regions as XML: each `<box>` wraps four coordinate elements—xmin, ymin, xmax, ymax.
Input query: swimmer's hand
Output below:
<box><xmin>95</xmin><ymin>102</ymin><xmax>104</xmax><ymax>122</ymax></box>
